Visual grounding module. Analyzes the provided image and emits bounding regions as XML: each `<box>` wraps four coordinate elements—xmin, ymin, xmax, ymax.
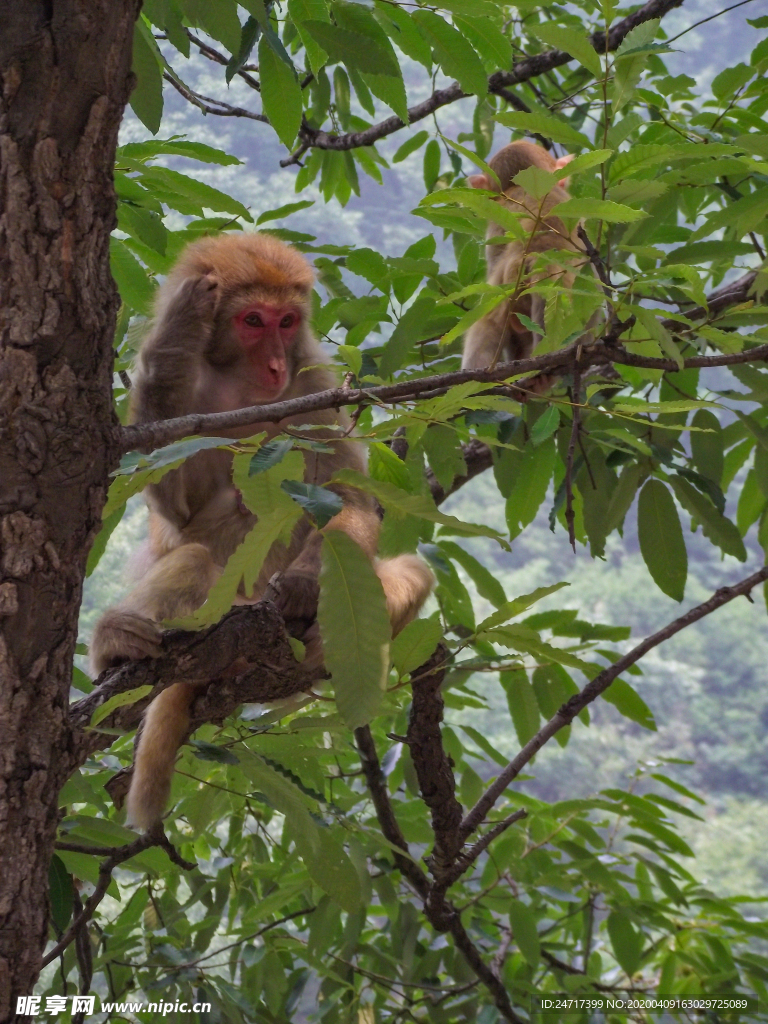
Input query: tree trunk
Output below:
<box><xmin>0</xmin><ymin>2</ymin><xmax>139</xmax><ymax>1014</ymax></box>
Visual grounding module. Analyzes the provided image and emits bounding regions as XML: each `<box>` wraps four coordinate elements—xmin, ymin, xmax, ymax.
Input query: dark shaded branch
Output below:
<box><xmin>449</xmin><ymin>917</ymin><xmax>524</xmax><ymax>1024</ymax></box>
<box><xmin>354</xmin><ymin>725</ymin><xmax>429</xmax><ymax>898</ymax></box>
<box><xmin>287</xmin><ymin>0</ymin><xmax>685</xmax><ymax>154</ymax></box>
<box><xmin>460</xmin><ymin>564</ymin><xmax>768</xmax><ymax>841</ymax></box>
<box><xmin>405</xmin><ymin>646</ymin><xmax>464</xmax><ymax>892</ymax></box>
<box><xmin>447</xmin><ymin>809</ymin><xmax>528</xmax><ymax>886</ymax></box>
<box><xmin>68</xmin><ymin>602</ymin><xmax>319</xmax><ymax>766</ymax></box>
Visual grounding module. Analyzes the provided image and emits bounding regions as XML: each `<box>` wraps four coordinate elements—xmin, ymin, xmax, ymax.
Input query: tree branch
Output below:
<box><xmin>354</xmin><ymin>725</ymin><xmax>429</xmax><ymax>899</ymax></box>
<box><xmin>459</xmin><ymin>564</ymin><xmax>768</xmax><ymax>841</ymax></box>
<box><xmin>284</xmin><ymin>0</ymin><xmax>685</xmax><ymax>155</ymax></box>
<box><xmin>119</xmin><ymin>267</ymin><xmax>763</xmax><ymax>454</ymax></box>
<box><xmin>68</xmin><ymin>602</ymin><xmax>319</xmax><ymax>765</ymax></box>
<box><xmin>163</xmin><ymin>71</ymin><xmax>268</xmax><ymax>123</ymax></box>
<box><xmin>41</xmin><ymin>830</ymin><xmax>192</xmax><ymax>969</ymax></box>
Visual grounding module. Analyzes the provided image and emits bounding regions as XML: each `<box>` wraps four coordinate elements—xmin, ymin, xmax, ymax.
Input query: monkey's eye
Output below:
<box><xmin>244</xmin><ymin>313</ymin><xmax>263</xmax><ymax>327</ymax></box>
<box><xmin>280</xmin><ymin>314</ymin><xmax>296</xmax><ymax>329</ymax></box>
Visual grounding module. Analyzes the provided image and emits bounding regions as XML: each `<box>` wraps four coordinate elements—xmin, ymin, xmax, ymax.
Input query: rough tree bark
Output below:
<box><xmin>0</xmin><ymin>3</ymin><xmax>139</xmax><ymax>1014</ymax></box>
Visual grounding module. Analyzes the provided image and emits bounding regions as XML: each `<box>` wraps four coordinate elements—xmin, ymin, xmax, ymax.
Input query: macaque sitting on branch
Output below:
<box><xmin>91</xmin><ymin>232</ymin><xmax>433</xmax><ymax>831</ymax></box>
<box><xmin>461</xmin><ymin>140</ymin><xmax>593</xmax><ymax>372</ymax></box>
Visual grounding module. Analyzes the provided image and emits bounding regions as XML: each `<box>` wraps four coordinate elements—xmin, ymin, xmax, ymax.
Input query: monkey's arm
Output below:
<box><xmin>132</xmin><ymin>274</ymin><xmax>218</xmax><ymax>422</ymax></box>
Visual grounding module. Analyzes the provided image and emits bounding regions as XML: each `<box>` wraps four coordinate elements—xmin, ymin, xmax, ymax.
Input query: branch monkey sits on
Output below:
<box><xmin>91</xmin><ymin>232</ymin><xmax>434</xmax><ymax>831</ymax></box>
<box><xmin>461</xmin><ymin>140</ymin><xmax>594</xmax><ymax>373</ymax></box>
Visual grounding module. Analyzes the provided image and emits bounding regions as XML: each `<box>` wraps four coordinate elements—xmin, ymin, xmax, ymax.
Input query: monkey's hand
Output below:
<box><xmin>90</xmin><ymin>610</ymin><xmax>164</xmax><ymax>676</ymax></box>
<box><xmin>264</xmin><ymin>570</ymin><xmax>320</xmax><ymax>638</ymax></box>
<box><xmin>164</xmin><ymin>273</ymin><xmax>219</xmax><ymax>336</ymax></box>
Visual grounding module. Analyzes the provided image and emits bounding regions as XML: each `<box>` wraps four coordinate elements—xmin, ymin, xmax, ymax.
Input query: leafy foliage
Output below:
<box><xmin>50</xmin><ymin>0</ymin><xmax>768</xmax><ymax>1020</ymax></box>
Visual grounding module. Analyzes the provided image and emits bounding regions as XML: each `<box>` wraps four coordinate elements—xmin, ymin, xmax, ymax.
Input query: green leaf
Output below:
<box><xmin>453</xmin><ymin>15</ymin><xmax>512</xmax><ymax>69</ymax></box>
<box><xmin>390</xmin><ymin>615</ymin><xmax>443</xmax><ymax>675</ymax></box>
<box><xmin>530</xmin><ymin>405</ymin><xmax>560</xmax><ymax>447</ymax></box>
<box><xmin>412</xmin><ymin>9</ymin><xmax>487</xmax><ymax>96</ymax></box>
<box><xmin>136</xmin><ymin>165</ymin><xmax>253</xmax><ymax>220</ymax></box>
<box><xmin>374</xmin><ymin>3</ymin><xmax>432</xmax><ymax>68</ymax></box>
<box><xmin>105</xmin><ymin>436</ymin><xmax>237</xmax><ymax>516</ymax></box>
<box><xmin>257</xmin><ymin>199</ymin><xmax>315</xmax><ymax>225</ymax></box>
<box><xmin>530</xmin><ymin>22</ymin><xmax>603</xmax><ymax>78</ymax></box>
<box><xmin>281</xmin><ymin>480</ymin><xmax>343</xmax><ymax>528</ymax></box>
<box><xmin>90</xmin><ymin>686</ymin><xmax>153</xmax><ymax>726</ymax></box>
<box><xmin>637</xmin><ymin>479</ymin><xmax>687</xmax><ymax>601</ymax></box>
<box><xmin>249</xmin><ymin>438</ymin><xmax>295</xmax><ymax>475</ymax></box>
<box><xmin>554</xmin><ymin>198</ymin><xmax>648</xmax><ymax>223</ymax></box>
<box><xmin>690</xmin><ymin>409</ymin><xmax>723</xmax><ymax>484</ymax></box>
<box><xmin>181</xmin><ymin>0</ymin><xmax>242</xmax><ymax>54</ymax></box>
<box><xmin>495</xmin><ymin>111</ymin><xmax>592</xmax><ymax>149</ymax></box>
<box><xmin>109</xmin><ymin>237</ymin><xmax>155</xmax><ymax>314</ymax></box>
<box><xmin>423</xmin><ymin>138</ymin><xmax>441</xmax><ymax>192</ymax></box>
<box><xmin>669</xmin><ymin>476</ymin><xmax>747</xmax><ymax>561</ymax></box>
<box><xmin>607</xmin><ymin>909</ymin><xmax>643</xmax><ymax>976</ymax></box>
<box><xmin>393</xmin><ymin>130</ymin><xmax>430</xmax><ymax>164</ymax></box>
<box><xmin>438</xmin><ymin>540</ymin><xmax>506</xmax><ymax>608</ymax></box>
<box><xmin>118</xmin><ymin>138</ymin><xmax>242</xmax><ymax>165</ymax></box>
<box><xmin>318</xmin><ymin>531</ymin><xmax>391</xmax><ymax>729</ymax></box>
<box><xmin>259</xmin><ymin>35</ymin><xmax>302</xmax><ymax>148</ymax></box>
<box><xmin>422</xmin><ymin>424</ymin><xmax>467</xmax><ymax>491</ymax></box>
<box><xmin>508</xmin><ymin>900</ymin><xmax>541</xmax><ymax>967</ymax></box>
<box><xmin>117</xmin><ymin>203</ymin><xmax>167</xmax><ymax>255</ymax></box>
<box><xmin>86</xmin><ymin>504</ymin><xmax>125</xmax><ymax>578</ymax></box>
<box><xmin>302</xmin><ymin>21</ymin><xmax>399</xmax><ymax>76</ymax></box>
<box><xmin>288</xmin><ymin>0</ymin><xmax>330</xmax><ymax>75</ymax></box>
<box><xmin>239</xmin><ymin>751</ymin><xmax>361</xmax><ymax>911</ymax></box>
<box><xmin>332</xmin><ymin>468</ymin><xmax>506</xmax><ymax>543</ymax></box>
<box><xmin>506</xmin><ymin>437</ymin><xmax>557</xmax><ymax>539</ymax></box>
<box><xmin>477</xmin><ymin>583</ymin><xmax>570</xmax><ymax>632</ymax></box>
<box><xmin>131</xmin><ymin>19</ymin><xmax>164</xmax><ymax>135</ymax></box>
<box><xmin>500</xmin><ymin>670</ymin><xmax>540</xmax><ymax>745</ymax></box>
<box><xmin>190</xmin><ymin>740</ymin><xmax>240</xmax><ymax>764</ymax></box>
<box><xmin>601</xmin><ymin>679</ymin><xmax>656</xmax><ymax>730</ymax></box>
<box><xmin>48</xmin><ymin>855</ymin><xmax>74</xmax><ymax>933</ymax></box>
<box><xmin>227</xmin><ymin>15</ymin><xmax>260</xmax><ymax>83</ymax></box>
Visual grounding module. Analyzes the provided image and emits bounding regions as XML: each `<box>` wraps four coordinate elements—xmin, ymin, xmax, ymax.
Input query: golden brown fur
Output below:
<box><xmin>462</xmin><ymin>141</ymin><xmax>590</xmax><ymax>372</ymax></box>
<box><xmin>91</xmin><ymin>232</ymin><xmax>433</xmax><ymax>831</ymax></box>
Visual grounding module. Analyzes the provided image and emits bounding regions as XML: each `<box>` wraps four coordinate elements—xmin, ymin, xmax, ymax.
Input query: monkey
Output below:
<box><xmin>461</xmin><ymin>140</ymin><xmax>589</xmax><ymax>372</ymax></box>
<box><xmin>90</xmin><ymin>232</ymin><xmax>434</xmax><ymax>832</ymax></box>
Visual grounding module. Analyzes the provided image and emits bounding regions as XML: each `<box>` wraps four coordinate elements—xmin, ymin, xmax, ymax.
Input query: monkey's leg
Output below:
<box><xmin>461</xmin><ymin>303</ymin><xmax>515</xmax><ymax>369</ymax></box>
<box><xmin>90</xmin><ymin>543</ymin><xmax>221</xmax><ymax>831</ymax></box>
<box><xmin>90</xmin><ymin>542</ymin><xmax>220</xmax><ymax>674</ymax></box>
<box><xmin>376</xmin><ymin>555</ymin><xmax>435</xmax><ymax>635</ymax></box>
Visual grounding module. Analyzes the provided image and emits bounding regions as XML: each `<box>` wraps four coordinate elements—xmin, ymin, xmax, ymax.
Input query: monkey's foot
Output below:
<box><xmin>90</xmin><ymin>610</ymin><xmax>163</xmax><ymax>676</ymax></box>
<box><xmin>264</xmin><ymin>570</ymin><xmax>320</xmax><ymax>635</ymax></box>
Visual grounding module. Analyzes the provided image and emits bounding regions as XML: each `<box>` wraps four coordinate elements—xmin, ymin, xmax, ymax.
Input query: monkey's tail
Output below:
<box><xmin>126</xmin><ymin>682</ymin><xmax>197</xmax><ymax>832</ymax></box>
<box><xmin>376</xmin><ymin>554</ymin><xmax>435</xmax><ymax>636</ymax></box>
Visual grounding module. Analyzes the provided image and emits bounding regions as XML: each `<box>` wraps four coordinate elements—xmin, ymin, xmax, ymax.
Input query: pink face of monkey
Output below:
<box><xmin>233</xmin><ymin>303</ymin><xmax>303</xmax><ymax>394</ymax></box>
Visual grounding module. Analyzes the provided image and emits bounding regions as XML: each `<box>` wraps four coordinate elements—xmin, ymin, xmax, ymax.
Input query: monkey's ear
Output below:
<box><xmin>467</xmin><ymin>173</ymin><xmax>493</xmax><ymax>190</ymax></box>
<box><xmin>553</xmin><ymin>153</ymin><xmax>574</xmax><ymax>188</ymax></box>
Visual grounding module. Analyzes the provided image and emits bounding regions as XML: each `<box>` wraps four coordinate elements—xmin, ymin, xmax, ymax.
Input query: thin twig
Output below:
<box><xmin>564</xmin><ymin>353</ymin><xmax>581</xmax><ymax>552</ymax></box>
<box><xmin>42</xmin><ymin>831</ymin><xmax>193</xmax><ymax>968</ymax></box>
<box><xmin>460</xmin><ymin>564</ymin><xmax>768</xmax><ymax>841</ymax></box>
<box><xmin>163</xmin><ymin>72</ymin><xmax>268</xmax><ymax>123</ymax></box>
